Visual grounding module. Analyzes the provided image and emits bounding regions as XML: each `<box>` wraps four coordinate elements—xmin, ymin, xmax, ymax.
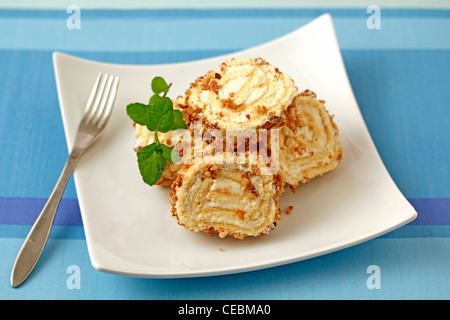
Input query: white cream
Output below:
<box><xmin>209</xmin><ymin>176</ymin><xmax>242</xmax><ymax>194</ymax></box>
<box><xmin>187</xmin><ymin>58</ymin><xmax>297</xmax><ymax>130</ymax></box>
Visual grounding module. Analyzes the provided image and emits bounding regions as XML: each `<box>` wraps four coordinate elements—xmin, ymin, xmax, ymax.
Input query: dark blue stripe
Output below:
<box><xmin>0</xmin><ymin>8</ymin><xmax>448</xmax><ymax>19</ymax></box>
<box><xmin>408</xmin><ymin>199</ymin><xmax>450</xmax><ymax>225</ymax></box>
<box><xmin>0</xmin><ymin>197</ymin><xmax>448</xmax><ymax>227</ymax></box>
<box><xmin>0</xmin><ymin>224</ymin><xmax>449</xmax><ymax>240</ymax></box>
<box><xmin>0</xmin><ymin>197</ymin><xmax>82</xmax><ymax>226</ymax></box>
<box><xmin>0</xmin><ymin>224</ymin><xmax>85</xmax><ymax>239</ymax></box>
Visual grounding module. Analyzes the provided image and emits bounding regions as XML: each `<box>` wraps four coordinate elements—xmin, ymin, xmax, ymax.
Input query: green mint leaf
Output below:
<box><xmin>171</xmin><ymin>109</ymin><xmax>187</xmax><ymax>130</ymax></box>
<box><xmin>151</xmin><ymin>76</ymin><xmax>169</xmax><ymax>95</ymax></box>
<box><xmin>149</xmin><ymin>93</ymin><xmax>162</xmax><ymax>106</ymax></box>
<box><xmin>137</xmin><ymin>143</ymin><xmax>167</xmax><ymax>186</ymax></box>
<box><xmin>126</xmin><ymin>103</ymin><xmax>150</xmax><ymax>125</ymax></box>
<box><xmin>157</xmin><ymin>143</ymin><xmax>181</xmax><ymax>164</ymax></box>
<box><xmin>146</xmin><ymin>97</ymin><xmax>174</xmax><ymax>133</ymax></box>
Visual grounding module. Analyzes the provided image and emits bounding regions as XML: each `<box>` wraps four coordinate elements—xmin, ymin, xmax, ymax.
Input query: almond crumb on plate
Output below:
<box><xmin>284</xmin><ymin>206</ymin><xmax>294</xmax><ymax>214</ymax></box>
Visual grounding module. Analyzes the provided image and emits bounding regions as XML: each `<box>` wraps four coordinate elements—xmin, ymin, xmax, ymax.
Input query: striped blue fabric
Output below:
<box><xmin>1</xmin><ymin>7</ymin><xmax>449</xmax><ymax>299</ymax></box>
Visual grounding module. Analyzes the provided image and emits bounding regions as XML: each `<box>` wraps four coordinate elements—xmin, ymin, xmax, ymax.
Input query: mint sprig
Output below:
<box><xmin>146</xmin><ymin>97</ymin><xmax>176</xmax><ymax>133</ymax></box>
<box><xmin>126</xmin><ymin>76</ymin><xmax>186</xmax><ymax>186</ymax></box>
<box><xmin>126</xmin><ymin>103</ymin><xmax>148</xmax><ymax>126</ymax></box>
<box><xmin>151</xmin><ymin>76</ymin><xmax>170</xmax><ymax>95</ymax></box>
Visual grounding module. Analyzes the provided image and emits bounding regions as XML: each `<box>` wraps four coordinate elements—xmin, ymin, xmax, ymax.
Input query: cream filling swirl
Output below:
<box><xmin>279</xmin><ymin>94</ymin><xmax>343</xmax><ymax>186</ymax></box>
<box><xmin>176</xmin><ymin>163</ymin><xmax>278</xmax><ymax>235</ymax></box>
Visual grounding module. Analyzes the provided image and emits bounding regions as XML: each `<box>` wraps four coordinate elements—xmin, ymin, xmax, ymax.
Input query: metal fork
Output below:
<box><xmin>10</xmin><ymin>73</ymin><xmax>119</xmax><ymax>288</ymax></box>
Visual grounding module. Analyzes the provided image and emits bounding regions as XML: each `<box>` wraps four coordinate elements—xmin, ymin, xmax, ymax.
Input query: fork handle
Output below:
<box><xmin>10</xmin><ymin>151</ymin><xmax>81</xmax><ymax>287</ymax></box>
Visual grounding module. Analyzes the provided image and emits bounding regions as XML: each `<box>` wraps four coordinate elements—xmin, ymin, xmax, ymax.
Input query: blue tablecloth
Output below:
<box><xmin>1</xmin><ymin>3</ymin><xmax>449</xmax><ymax>299</ymax></box>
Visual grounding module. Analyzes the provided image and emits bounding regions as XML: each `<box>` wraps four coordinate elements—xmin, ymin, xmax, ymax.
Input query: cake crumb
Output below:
<box><xmin>284</xmin><ymin>206</ymin><xmax>294</xmax><ymax>214</ymax></box>
<box><xmin>235</xmin><ymin>209</ymin><xmax>249</xmax><ymax>220</ymax></box>
<box><xmin>218</xmin><ymin>247</ymin><xmax>224</xmax><ymax>252</ymax></box>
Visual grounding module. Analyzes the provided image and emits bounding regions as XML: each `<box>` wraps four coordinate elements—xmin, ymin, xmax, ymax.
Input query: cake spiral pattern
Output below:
<box><xmin>170</xmin><ymin>161</ymin><xmax>284</xmax><ymax>239</ymax></box>
<box><xmin>278</xmin><ymin>90</ymin><xmax>343</xmax><ymax>188</ymax></box>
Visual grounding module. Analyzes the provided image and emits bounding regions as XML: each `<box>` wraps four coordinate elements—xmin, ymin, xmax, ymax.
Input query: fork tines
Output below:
<box><xmin>83</xmin><ymin>73</ymin><xmax>120</xmax><ymax>128</ymax></box>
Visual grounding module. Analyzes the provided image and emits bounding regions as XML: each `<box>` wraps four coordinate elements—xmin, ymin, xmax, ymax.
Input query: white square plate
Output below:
<box><xmin>53</xmin><ymin>14</ymin><xmax>417</xmax><ymax>278</ymax></box>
